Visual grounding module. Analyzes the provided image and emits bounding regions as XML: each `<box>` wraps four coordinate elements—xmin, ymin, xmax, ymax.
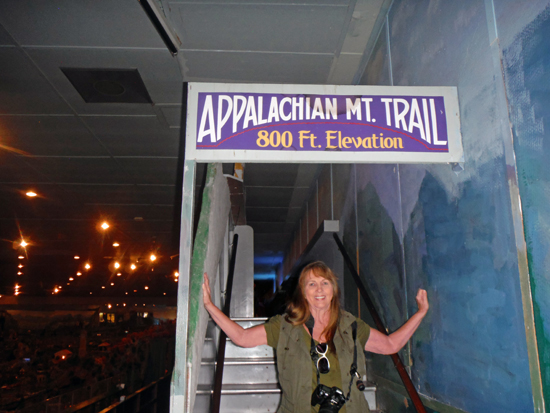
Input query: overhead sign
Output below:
<box><xmin>186</xmin><ymin>83</ymin><xmax>463</xmax><ymax>164</ymax></box>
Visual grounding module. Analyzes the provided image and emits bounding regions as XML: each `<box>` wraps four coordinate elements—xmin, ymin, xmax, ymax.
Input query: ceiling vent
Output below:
<box><xmin>61</xmin><ymin>68</ymin><xmax>153</xmax><ymax>104</ymax></box>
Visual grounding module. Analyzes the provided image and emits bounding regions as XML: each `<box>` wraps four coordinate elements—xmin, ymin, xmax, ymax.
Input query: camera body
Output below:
<box><xmin>311</xmin><ymin>384</ymin><xmax>346</xmax><ymax>413</ymax></box>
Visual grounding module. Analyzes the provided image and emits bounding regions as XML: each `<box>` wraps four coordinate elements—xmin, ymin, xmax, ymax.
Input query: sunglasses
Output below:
<box><xmin>315</xmin><ymin>343</ymin><xmax>330</xmax><ymax>374</ymax></box>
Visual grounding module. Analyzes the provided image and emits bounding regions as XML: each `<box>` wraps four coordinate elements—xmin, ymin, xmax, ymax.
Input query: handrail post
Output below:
<box><xmin>211</xmin><ymin>233</ymin><xmax>239</xmax><ymax>413</ymax></box>
<box><xmin>333</xmin><ymin>233</ymin><xmax>427</xmax><ymax>413</ymax></box>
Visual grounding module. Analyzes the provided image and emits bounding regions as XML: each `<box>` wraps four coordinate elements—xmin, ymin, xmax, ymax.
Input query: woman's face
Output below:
<box><xmin>303</xmin><ymin>270</ymin><xmax>334</xmax><ymax>312</ymax></box>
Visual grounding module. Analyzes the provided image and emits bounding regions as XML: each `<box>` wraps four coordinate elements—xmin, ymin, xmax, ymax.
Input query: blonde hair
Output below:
<box><xmin>285</xmin><ymin>261</ymin><xmax>341</xmax><ymax>344</ymax></box>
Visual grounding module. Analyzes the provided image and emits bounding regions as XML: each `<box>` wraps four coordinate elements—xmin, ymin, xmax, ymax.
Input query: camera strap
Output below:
<box><xmin>306</xmin><ymin>317</ymin><xmax>358</xmax><ymax>401</ymax></box>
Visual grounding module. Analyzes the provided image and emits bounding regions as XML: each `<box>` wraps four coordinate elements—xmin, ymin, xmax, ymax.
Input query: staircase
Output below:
<box><xmin>193</xmin><ymin>318</ymin><xmax>380</xmax><ymax>413</ymax></box>
<box><xmin>194</xmin><ymin>318</ymin><xmax>280</xmax><ymax>413</ymax></box>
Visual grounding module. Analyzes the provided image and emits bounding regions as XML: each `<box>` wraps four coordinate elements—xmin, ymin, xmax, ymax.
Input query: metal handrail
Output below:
<box><xmin>333</xmin><ymin>233</ymin><xmax>427</xmax><ymax>413</ymax></box>
<box><xmin>211</xmin><ymin>233</ymin><xmax>239</xmax><ymax>413</ymax></box>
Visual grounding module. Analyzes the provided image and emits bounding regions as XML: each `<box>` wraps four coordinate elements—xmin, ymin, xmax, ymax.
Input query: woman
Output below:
<box><xmin>202</xmin><ymin>261</ymin><xmax>429</xmax><ymax>413</ymax></box>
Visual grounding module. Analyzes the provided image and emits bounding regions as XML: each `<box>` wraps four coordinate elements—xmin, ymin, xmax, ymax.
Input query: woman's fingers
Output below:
<box><xmin>416</xmin><ymin>289</ymin><xmax>429</xmax><ymax>314</ymax></box>
<box><xmin>202</xmin><ymin>272</ymin><xmax>212</xmax><ymax>305</ymax></box>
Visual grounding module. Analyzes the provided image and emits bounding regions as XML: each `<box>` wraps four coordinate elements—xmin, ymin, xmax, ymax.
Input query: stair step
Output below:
<box><xmin>197</xmin><ymin>383</ymin><xmax>281</xmax><ymax>395</ymax></box>
<box><xmin>202</xmin><ymin>337</ymin><xmax>275</xmax><ymax>359</ymax></box>
<box><xmin>199</xmin><ymin>358</ymin><xmax>278</xmax><ymax>385</ymax></box>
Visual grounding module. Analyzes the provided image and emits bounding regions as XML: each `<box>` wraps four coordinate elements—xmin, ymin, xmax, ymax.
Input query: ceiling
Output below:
<box><xmin>0</xmin><ymin>0</ymin><xmax>388</xmax><ymax>296</ymax></box>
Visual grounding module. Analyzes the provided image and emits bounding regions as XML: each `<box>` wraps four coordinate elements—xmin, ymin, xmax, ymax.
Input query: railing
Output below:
<box><xmin>93</xmin><ymin>373</ymin><xmax>171</xmax><ymax>413</ymax></box>
<box><xmin>0</xmin><ymin>374</ymin><xmax>126</xmax><ymax>413</ymax></box>
<box><xmin>211</xmin><ymin>233</ymin><xmax>239</xmax><ymax>413</ymax></box>
<box><xmin>333</xmin><ymin>233</ymin><xmax>427</xmax><ymax>413</ymax></box>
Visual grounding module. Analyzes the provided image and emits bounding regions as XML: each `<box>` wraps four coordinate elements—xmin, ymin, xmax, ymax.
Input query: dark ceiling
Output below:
<box><xmin>0</xmin><ymin>0</ymin><xmax>386</xmax><ymax>296</ymax></box>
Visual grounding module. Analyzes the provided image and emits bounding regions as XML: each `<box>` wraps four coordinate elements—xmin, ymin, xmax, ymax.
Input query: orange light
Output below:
<box><xmin>20</xmin><ymin>240</ymin><xmax>28</xmax><ymax>248</ymax></box>
<box><xmin>101</xmin><ymin>222</ymin><xmax>109</xmax><ymax>230</ymax></box>
<box><xmin>102</xmin><ymin>286</ymin><xmax>105</xmax><ymax>289</ymax></box>
<box><xmin>144</xmin><ymin>286</ymin><xmax>149</xmax><ymax>290</ymax></box>
<box><xmin>114</xmin><ymin>262</ymin><xmax>120</xmax><ymax>269</ymax></box>
<box><xmin>18</xmin><ymin>256</ymin><xmax>25</xmax><ymax>259</ymax></box>
<box><xmin>18</xmin><ymin>264</ymin><xmax>23</xmax><ymax>268</ymax></box>
<box><xmin>84</xmin><ymin>263</ymin><xmax>91</xmax><ymax>270</ymax></box>
<box><xmin>130</xmin><ymin>264</ymin><xmax>136</xmax><ymax>270</ymax></box>
<box><xmin>26</xmin><ymin>191</ymin><xmax>37</xmax><ymax>197</ymax></box>
<box><xmin>113</xmin><ymin>242</ymin><xmax>120</xmax><ymax>247</ymax></box>
<box><xmin>76</xmin><ymin>272</ymin><xmax>82</xmax><ymax>276</ymax></box>
<box><xmin>174</xmin><ymin>271</ymin><xmax>179</xmax><ymax>277</ymax></box>
<box><xmin>107</xmin><ymin>304</ymin><xmax>112</xmax><ymax>309</ymax></box>
<box><xmin>116</xmin><ymin>273</ymin><xmax>121</xmax><ymax>276</ymax></box>
<box><xmin>17</xmin><ymin>272</ymin><xmax>22</xmax><ymax>275</ymax></box>
<box><xmin>69</xmin><ymin>277</ymin><xmax>74</xmax><ymax>281</ymax></box>
<box><xmin>54</xmin><ymin>288</ymin><xmax>59</xmax><ymax>293</ymax></box>
<box><xmin>111</xmin><ymin>283</ymin><xmax>114</xmax><ymax>286</ymax></box>
<box><xmin>150</xmin><ymin>254</ymin><xmax>156</xmax><ymax>262</ymax></box>
<box><xmin>74</xmin><ymin>256</ymin><xmax>80</xmax><ymax>260</ymax></box>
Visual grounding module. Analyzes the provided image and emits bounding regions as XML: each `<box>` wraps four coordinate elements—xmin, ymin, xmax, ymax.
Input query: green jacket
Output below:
<box><xmin>276</xmin><ymin>311</ymin><xmax>370</xmax><ymax>413</ymax></box>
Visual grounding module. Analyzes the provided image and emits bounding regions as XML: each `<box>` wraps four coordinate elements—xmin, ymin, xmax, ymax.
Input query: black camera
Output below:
<box><xmin>311</xmin><ymin>384</ymin><xmax>346</xmax><ymax>413</ymax></box>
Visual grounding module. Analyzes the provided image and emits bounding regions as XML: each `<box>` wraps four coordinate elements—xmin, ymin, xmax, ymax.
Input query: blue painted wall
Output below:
<box><xmin>501</xmin><ymin>3</ymin><xmax>550</xmax><ymax>409</ymax></box>
<box><xmin>347</xmin><ymin>0</ymin><xmax>550</xmax><ymax>411</ymax></box>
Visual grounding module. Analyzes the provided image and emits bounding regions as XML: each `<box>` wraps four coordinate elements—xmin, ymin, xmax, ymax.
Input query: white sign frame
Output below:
<box><xmin>186</xmin><ymin>82</ymin><xmax>463</xmax><ymax>164</ymax></box>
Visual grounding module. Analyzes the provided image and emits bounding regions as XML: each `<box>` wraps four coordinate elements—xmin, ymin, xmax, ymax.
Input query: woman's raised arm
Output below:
<box><xmin>365</xmin><ymin>289</ymin><xmax>429</xmax><ymax>355</ymax></box>
<box><xmin>202</xmin><ymin>272</ymin><xmax>267</xmax><ymax>348</ymax></box>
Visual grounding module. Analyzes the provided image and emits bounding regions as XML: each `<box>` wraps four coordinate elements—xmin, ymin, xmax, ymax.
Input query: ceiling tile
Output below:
<box><xmin>84</xmin><ymin>115</ymin><xmax>180</xmax><ymax>157</ymax></box>
<box><xmin>0</xmin><ymin>0</ymin><xmax>165</xmax><ymax>48</ymax></box>
<box><xmin>0</xmin><ymin>153</ymin><xmax>46</xmax><ymax>183</ymax></box>
<box><xmin>0</xmin><ymin>48</ymin><xmax>71</xmax><ymax>114</ymax></box>
<box><xmin>0</xmin><ymin>115</ymin><xmax>110</xmax><ymax>156</ymax></box>
<box><xmin>183</xmin><ymin>50</ymin><xmax>332</xmax><ymax>84</ymax></box>
<box><xmin>0</xmin><ymin>22</ymin><xmax>15</xmax><ymax>45</ymax></box>
<box><xmin>28</xmin><ymin>157</ymin><xmax>134</xmax><ymax>184</ymax></box>
<box><xmin>26</xmin><ymin>48</ymin><xmax>183</xmax><ymax>115</ymax></box>
<box><xmin>173</xmin><ymin>3</ymin><xmax>347</xmax><ymax>53</ymax></box>
<box><xmin>115</xmin><ymin>158</ymin><xmax>179</xmax><ymax>185</ymax></box>
<box><xmin>160</xmin><ymin>106</ymin><xmax>182</xmax><ymax>128</ymax></box>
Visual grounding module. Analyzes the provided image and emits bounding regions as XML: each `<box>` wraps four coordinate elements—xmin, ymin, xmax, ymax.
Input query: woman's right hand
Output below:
<box><xmin>202</xmin><ymin>272</ymin><xmax>213</xmax><ymax>308</ymax></box>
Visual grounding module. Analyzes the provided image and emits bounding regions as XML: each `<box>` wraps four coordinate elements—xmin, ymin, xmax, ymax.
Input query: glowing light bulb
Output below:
<box><xmin>76</xmin><ymin>272</ymin><xmax>82</xmax><ymax>276</ymax></box>
<box><xmin>26</xmin><ymin>191</ymin><xmax>37</xmax><ymax>197</ymax></box>
<box><xmin>69</xmin><ymin>277</ymin><xmax>74</xmax><ymax>281</ymax></box>
<box><xmin>130</xmin><ymin>264</ymin><xmax>136</xmax><ymax>270</ymax></box>
<box><xmin>18</xmin><ymin>256</ymin><xmax>24</xmax><ymax>259</ymax></box>
<box><xmin>17</xmin><ymin>272</ymin><xmax>22</xmax><ymax>275</ymax></box>
<box><xmin>18</xmin><ymin>264</ymin><xmax>23</xmax><ymax>269</ymax></box>
<box><xmin>101</xmin><ymin>222</ymin><xmax>109</xmax><ymax>230</ymax></box>
<box><xmin>74</xmin><ymin>256</ymin><xmax>80</xmax><ymax>260</ymax></box>
<box><xmin>84</xmin><ymin>263</ymin><xmax>91</xmax><ymax>270</ymax></box>
<box><xmin>144</xmin><ymin>286</ymin><xmax>149</xmax><ymax>290</ymax></box>
<box><xmin>113</xmin><ymin>242</ymin><xmax>120</xmax><ymax>247</ymax></box>
<box><xmin>114</xmin><ymin>262</ymin><xmax>120</xmax><ymax>269</ymax></box>
<box><xmin>20</xmin><ymin>240</ymin><xmax>28</xmax><ymax>248</ymax></box>
<box><xmin>150</xmin><ymin>254</ymin><xmax>156</xmax><ymax>262</ymax></box>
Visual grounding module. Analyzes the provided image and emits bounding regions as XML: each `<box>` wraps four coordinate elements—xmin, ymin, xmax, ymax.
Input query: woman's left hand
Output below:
<box><xmin>416</xmin><ymin>289</ymin><xmax>429</xmax><ymax>316</ymax></box>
